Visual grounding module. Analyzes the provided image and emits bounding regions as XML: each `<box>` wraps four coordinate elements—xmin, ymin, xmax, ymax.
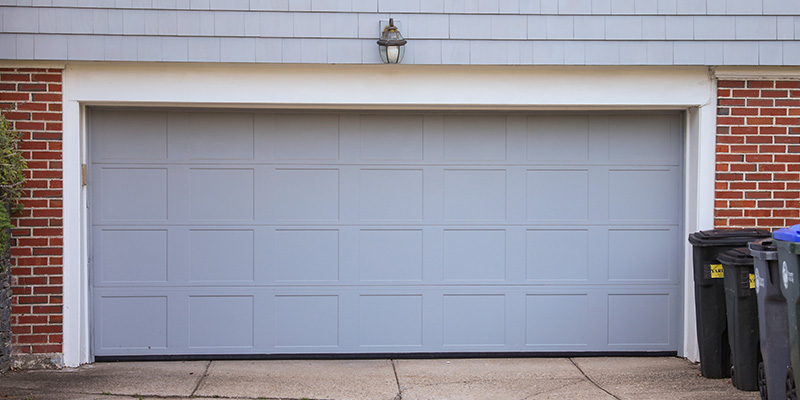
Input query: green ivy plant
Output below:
<box><xmin>0</xmin><ymin>112</ymin><xmax>27</xmax><ymax>260</ymax></box>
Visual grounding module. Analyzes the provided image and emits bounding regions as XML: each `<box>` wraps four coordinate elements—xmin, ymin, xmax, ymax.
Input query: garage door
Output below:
<box><xmin>90</xmin><ymin>109</ymin><xmax>683</xmax><ymax>357</ymax></box>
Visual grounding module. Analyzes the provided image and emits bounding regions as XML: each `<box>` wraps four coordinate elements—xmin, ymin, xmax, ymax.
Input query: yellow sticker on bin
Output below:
<box><xmin>749</xmin><ymin>273</ymin><xmax>755</xmax><ymax>289</ymax></box>
<box><xmin>710</xmin><ymin>264</ymin><xmax>724</xmax><ymax>278</ymax></box>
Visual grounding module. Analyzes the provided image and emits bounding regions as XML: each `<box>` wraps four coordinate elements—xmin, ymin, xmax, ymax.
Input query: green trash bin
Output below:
<box><xmin>774</xmin><ymin>225</ymin><xmax>800</xmax><ymax>400</ymax></box>
<box><xmin>718</xmin><ymin>247</ymin><xmax>760</xmax><ymax>391</ymax></box>
<box><xmin>688</xmin><ymin>229</ymin><xmax>771</xmax><ymax>379</ymax></box>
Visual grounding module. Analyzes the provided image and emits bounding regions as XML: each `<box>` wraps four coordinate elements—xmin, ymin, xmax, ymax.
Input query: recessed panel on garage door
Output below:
<box><xmin>91</xmin><ymin>110</ymin><xmax>683</xmax><ymax>356</ymax></box>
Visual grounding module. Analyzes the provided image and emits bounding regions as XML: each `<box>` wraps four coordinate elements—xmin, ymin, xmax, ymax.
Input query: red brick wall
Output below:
<box><xmin>0</xmin><ymin>68</ymin><xmax>63</xmax><ymax>356</ymax></box>
<box><xmin>716</xmin><ymin>79</ymin><xmax>800</xmax><ymax>230</ymax></box>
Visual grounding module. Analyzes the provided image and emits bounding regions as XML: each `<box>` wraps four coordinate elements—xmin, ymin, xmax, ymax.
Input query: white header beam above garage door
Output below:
<box><xmin>62</xmin><ymin>62</ymin><xmax>716</xmax><ymax>367</ymax></box>
<box><xmin>64</xmin><ymin>63</ymin><xmax>714</xmax><ymax>108</ymax></box>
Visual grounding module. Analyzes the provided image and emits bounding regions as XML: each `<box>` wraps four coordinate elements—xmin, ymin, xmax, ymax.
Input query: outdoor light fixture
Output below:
<box><xmin>377</xmin><ymin>18</ymin><xmax>406</xmax><ymax>64</ymax></box>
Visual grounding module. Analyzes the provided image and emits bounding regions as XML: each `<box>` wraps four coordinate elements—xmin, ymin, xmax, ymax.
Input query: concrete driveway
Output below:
<box><xmin>0</xmin><ymin>357</ymin><xmax>759</xmax><ymax>400</ymax></box>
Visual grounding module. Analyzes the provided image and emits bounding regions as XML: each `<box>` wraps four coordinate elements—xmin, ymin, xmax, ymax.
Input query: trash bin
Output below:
<box><xmin>718</xmin><ymin>247</ymin><xmax>760</xmax><ymax>391</ymax></box>
<box><xmin>774</xmin><ymin>225</ymin><xmax>800</xmax><ymax>400</ymax></box>
<box><xmin>688</xmin><ymin>229</ymin><xmax>770</xmax><ymax>379</ymax></box>
<box><xmin>749</xmin><ymin>239</ymin><xmax>791</xmax><ymax>400</ymax></box>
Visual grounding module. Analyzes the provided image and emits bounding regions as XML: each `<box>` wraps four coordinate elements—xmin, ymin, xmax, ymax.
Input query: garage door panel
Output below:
<box><xmin>526</xmin><ymin>294</ymin><xmax>590</xmax><ymax>346</ymax></box>
<box><xmin>188</xmin><ymin>229</ymin><xmax>255</xmax><ymax>283</ymax></box>
<box><xmin>526</xmin><ymin>169</ymin><xmax>589</xmax><ymax>221</ymax></box>
<box><xmin>526</xmin><ymin>115</ymin><xmax>590</xmax><ymax>162</ymax></box>
<box><xmin>189</xmin><ymin>168</ymin><xmax>255</xmax><ymax>221</ymax></box>
<box><xmin>189</xmin><ymin>295</ymin><xmax>255</xmax><ymax>349</ymax></box>
<box><xmin>359</xmin><ymin>229</ymin><xmax>423</xmax><ymax>282</ymax></box>
<box><xmin>443</xmin><ymin>169</ymin><xmax>507</xmax><ymax>221</ymax></box>
<box><xmin>526</xmin><ymin>229</ymin><xmax>590</xmax><ymax>281</ymax></box>
<box><xmin>96</xmin><ymin>167</ymin><xmax>168</xmax><ymax>221</ymax></box>
<box><xmin>359</xmin><ymin>169</ymin><xmax>424</xmax><ymax>221</ymax></box>
<box><xmin>608</xmin><ymin>293</ymin><xmax>672</xmax><ymax>346</ymax></box>
<box><xmin>359</xmin><ymin>115</ymin><xmax>424</xmax><ymax>161</ymax></box>
<box><xmin>609</xmin><ymin>114</ymin><xmax>681</xmax><ymax>164</ymax></box>
<box><xmin>442</xmin><ymin>229</ymin><xmax>506</xmax><ymax>281</ymax></box>
<box><xmin>608</xmin><ymin>168</ymin><xmax>681</xmax><ymax>222</ymax></box>
<box><xmin>91</xmin><ymin>110</ymin><xmax>683</xmax><ymax>356</ymax></box>
<box><xmin>90</xmin><ymin>110</ymin><xmax>168</xmax><ymax>163</ymax></box>
<box><xmin>443</xmin><ymin>294</ymin><xmax>506</xmax><ymax>347</ymax></box>
<box><xmin>608</xmin><ymin>229</ymin><xmax>675</xmax><ymax>282</ymax></box>
<box><xmin>275</xmin><ymin>229</ymin><xmax>340</xmax><ymax>282</ymax></box>
<box><xmin>95</xmin><ymin>228</ymin><xmax>168</xmax><ymax>284</ymax></box>
<box><xmin>275</xmin><ymin>295</ymin><xmax>340</xmax><ymax>348</ymax></box>
<box><xmin>444</xmin><ymin>115</ymin><xmax>507</xmax><ymax>161</ymax></box>
<box><xmin>275</xmin><ymin>168</ymin><xmax>340</xmax><ymax>221</ymax></box>
<box><xmin>96</xmin><ymin>295</ymin><xmax>169</xmax><ymax>352</ymax></box>
<box><xmin>168</xmin><ymin>112</ymin><xmax>255</xmax><ymax>161</ymax></box>
<box><xmin>358</xmin><ymin>295</ymin><xmax>424</xmax><ymax>348</ymax></box>
<box><xmin>273</xmin><ymin>114</ymin><xmax>340</xmax><ymax>161</ymax></box>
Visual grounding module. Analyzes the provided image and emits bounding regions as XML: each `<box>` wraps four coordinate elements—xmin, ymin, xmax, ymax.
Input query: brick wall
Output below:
<box><xmin>716</xmin><ymin>79</ymin><xmax>800</xmax><ymax>230</ymax></box>
<box><xmin>0</xmin><ymin>68</ymin><xmax>63</xmax><ymax>364</ymax></box>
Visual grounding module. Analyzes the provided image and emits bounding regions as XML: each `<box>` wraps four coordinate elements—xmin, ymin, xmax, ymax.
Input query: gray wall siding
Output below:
<box><xmin>1</xmin><ymin>1</ymin><xmax>798</xmax><ymax>65</ymax></box>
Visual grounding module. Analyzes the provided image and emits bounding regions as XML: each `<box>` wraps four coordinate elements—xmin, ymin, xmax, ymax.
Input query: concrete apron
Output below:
<box><xmin>0</xmin><ymin>357</ymin><xmax>758</xmax><ymax>400</ymax></box>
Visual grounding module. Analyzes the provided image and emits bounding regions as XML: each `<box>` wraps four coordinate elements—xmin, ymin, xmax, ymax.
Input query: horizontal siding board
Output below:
<box><xmin>776</xmin><ymin>16</ymin><xmax>793</xmax><ymax>39</ymax></box>
<box><xmin>605</xmin><ymin>15</ymin><xmax>642</xmax><ymax>39</ymax></box>
<box><xmin>634</xmin><ymin>0</ymin><xmax>658</xmax><ymax>14</ymax></box>
<box><xmin>220</xmin><ymin>36</ymin><xmax>255</xmax><ymax>62</ymax></box>
<box><xmin>693</xmin><ymin>16</ymin><xmax>735</xmax><ymax>40</ymax></box>
<box><xmin>672</xmin><ymin>40</ymin><xmax>705</xmax><ymax>64</ymax></box>
<box><xmin>34</xmin><ymin>33</ymin><xmax>67</xmax><ymax>59</ymax></box>
<box><xmin>759</xmin><ymin>41</ymin><xmax>782</xmax><ymax>64</ymax></box>
<box><xmin>0</xmin><ymin>0</ymin><xmax>797</xmax><ymax>14</ymax></box>
<box><xmin>675</xmin><ymin>0</ymin><xmax>703</xmax><ymax>14</ymax></box>
<box><xmin>574</xmin><ymin>15</ymin><xmax>605</xmax><ymax>39</ymax></box>
<box><xmin>137</xmin><ymin>35</ymin><xmax>162</xmax><ymax>61</ymax></box>
<box><xmin>1</xmin><ymin>4</ymin><xmax>799</xmax><ymax>66</ymax></box>
<box><xmin>254</xmin><ymin>37</ymin><xmax>281</xmax><ymax>61</ymax></box>
<box><xmin>646</xmin><ymin>40</ymin><xmax>674</xmax><ymax>64</ymax></box>
<box><xmin>642</xmin><ymin>16</ymin><xmax>666</xmax><ymax>39</ymax></box>
<box><xmin>735</xmin><ymin>16</ymin><xmax>777</xmax><ymax>40</ymax></box>
<box><xmin>664</xmin><ymin>15</ymin><xmax>692</xmax><ymax>39</ymax></box>
<box><xmin>250</xmin><ymin>0</ymin><xmax>289</xmax><ymax>11</ymax></box>
<box><xmin>16</xmin><ymin>33</ymin><xmax>33</xmax><ymax>58</ymax></box>
<box><xmin>67</xmin><ymin>34</ymin><xmax>104</xmax><ymax>60</ymax></box>
<box><xmin>784</xmin><ymin>39</ymin><xmax>800</xmax><ymax>64</ymax></box>
<box><xmin>723</xmin><ymin>41</ymin><xmax>759</xmax><ymax>65</ymax></box>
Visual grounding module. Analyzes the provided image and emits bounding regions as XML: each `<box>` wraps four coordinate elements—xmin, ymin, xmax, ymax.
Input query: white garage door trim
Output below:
<box><xmin>63</xmin><ymin>63</ymin><xmax>717</xmax><ymax>366</ymax></box>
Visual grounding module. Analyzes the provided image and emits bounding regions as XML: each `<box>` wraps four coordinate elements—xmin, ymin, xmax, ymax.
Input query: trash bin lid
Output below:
<box><xmin>688</xmin><ymin>229</ymin><xmax>771</xmax><ymax>246</ymax></box>
<box><xmin>773</xmin><ymin>224</ymin><xmax>800</xmax><ymax>242</ymax></box>
<box><xmin>717</xmin><ymin>247</ymin><xmax>754</xmax><ymax>266</ymax></box>
<box><xmin>748</xmin><ymin>238</ymin><xmax>777</xmax><ymax>252</ymax></box>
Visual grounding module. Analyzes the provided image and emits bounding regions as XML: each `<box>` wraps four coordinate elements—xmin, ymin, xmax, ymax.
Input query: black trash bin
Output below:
<box><xmin>718</xmin><ymin>247</ymin><xmax>760</xmax><ymax>391</ymax></box>
<box><xmin>749</xmin><ymin>239</ymin><xmax>791</xmax><ymax>400</ymax></box>
<box><xmin>688</xmin><ymin>229</ymin><xmax>770</xmax><ymax>379</ymax></box>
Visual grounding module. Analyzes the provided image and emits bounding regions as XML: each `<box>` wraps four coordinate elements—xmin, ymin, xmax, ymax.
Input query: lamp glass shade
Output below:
<box><xmin>379</xmin><ymin>45</ymin><xmax>404</xmax><ymax>64</ymax></box>
<box><xmin>377</xmin><ymin>19</ymin><xmax>406</xmax><ymax>64</ymax></box>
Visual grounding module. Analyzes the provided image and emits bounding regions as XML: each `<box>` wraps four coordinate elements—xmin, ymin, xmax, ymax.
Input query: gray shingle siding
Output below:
<box><xmin>0</xmin><ymin>1</ymin><xmax>797</xmax><ymax>65</ymax></box>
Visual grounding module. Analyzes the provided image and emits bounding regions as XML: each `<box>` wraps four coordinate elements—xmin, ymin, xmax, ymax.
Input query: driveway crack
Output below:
<box><xmin>191</xmin><ymin>360</ymin><xmax>212</xmax><ymax>398</ymax></box>
<box><xmin>391</xmin><ymin>359</ymin><xmax>403</xmax><ymax>400</ymax></box>
<box><xmin>568</xmin><ymin>358</ymin><xmax>622</xmax><ymax>400</ymax></box>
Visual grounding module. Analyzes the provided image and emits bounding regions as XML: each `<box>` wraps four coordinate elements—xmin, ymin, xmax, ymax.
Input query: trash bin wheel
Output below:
<box><xmin>788</xmin><ymin>367</ymin><xmax>797</xmax><ymax>400</ymax></box>
<box><xmin>758</xmin><ymin>362</ymin><xmax>767</xmax><ymax>400</ymax></box>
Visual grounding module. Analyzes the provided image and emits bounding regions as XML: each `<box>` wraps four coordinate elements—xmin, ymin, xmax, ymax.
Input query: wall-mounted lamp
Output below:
<box><xmin>377</xmin><ymin>18</ymin><xmax>406</xmax><ymax>64</ymax></box>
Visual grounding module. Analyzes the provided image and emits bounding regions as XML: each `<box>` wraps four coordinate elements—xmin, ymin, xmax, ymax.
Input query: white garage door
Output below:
<box><xmin>90</xmin><ymin>109</ymin><xmax>684</xmax><ymax>357</ymax></box>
